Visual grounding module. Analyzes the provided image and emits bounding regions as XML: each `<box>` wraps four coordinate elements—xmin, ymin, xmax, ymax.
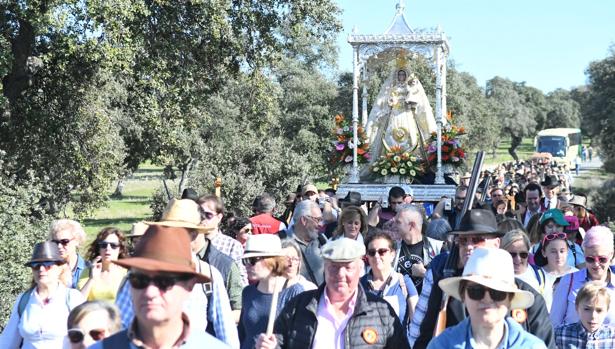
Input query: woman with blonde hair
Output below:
<box><xmin>239</xmin><ymin>235</ymin><xmax>305</xmax><ymax>349</ymax></box>
<box><xmin>501</xmin><ymin>229</ymin><xmax>545</xmax><ymax>293</ymax></box>
<box><xmin>332</xmin><ymin>205</ymin><xmax>368</xmax><ymax>243</ymax></box>
<box><xmin>66</xmin><ymin>301</ymin><xmax>122</xmax><ymax>348</ymax></box>
<box><xmin>0</xmin><ymin>242</ymin><xmax>85</xmax><ymax>348</ymax></box>
<box><xmin>280</xmin><ymin>239</ymin><xmax>317</xmax><ymax>291</ymax></box>
<box><xmin>49</xmin><ymin>219</ymin><xmax>88</xmax><ymax>288</ymax></box>
<box><xmin>78</xmin><ymin>227</ymin><xmax>128</xmax><ymax>301</ymax></box>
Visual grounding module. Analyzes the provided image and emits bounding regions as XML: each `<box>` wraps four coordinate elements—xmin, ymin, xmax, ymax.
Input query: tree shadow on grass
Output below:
<box><xmin>83</xmin><ymin>217</ymin><xmax>151</xmax><ymax>227</ymax></box>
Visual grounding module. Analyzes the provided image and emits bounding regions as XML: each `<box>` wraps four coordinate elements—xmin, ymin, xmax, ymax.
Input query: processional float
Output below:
<box><xmin>336</xmin><ymin>1</ymin><xmax>458</xmax><ymax>206</ymax></box>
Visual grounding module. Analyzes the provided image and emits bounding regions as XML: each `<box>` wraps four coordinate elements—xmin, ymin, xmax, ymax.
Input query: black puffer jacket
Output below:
<box><xmin>273</xmin><ymin>283</ymin><xmax>410</xmax><ymax>349</ymax></box>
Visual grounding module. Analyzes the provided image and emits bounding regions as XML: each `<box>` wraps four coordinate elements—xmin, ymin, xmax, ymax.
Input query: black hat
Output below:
<box><xmin>452</xmin><ymin>209</ymin><xmax>502</xmax><ymax>236</ymax></box>
<box><xmin>340</xmin><ymin>191</ymin><xmax>362</xmax><ymax>206</ymax></box>
<box><xmin>25</xmin><ymin>241</ymin><xmax>65</xmax><ymax>267</ymax></box>
<box><xmin>540</xmin><ymin>175</ymin><xmax>560</xmax><ymax>188</ymax></box>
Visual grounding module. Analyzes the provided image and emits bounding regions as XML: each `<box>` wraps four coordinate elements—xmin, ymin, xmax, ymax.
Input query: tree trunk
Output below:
<box><xmin>111</xmin><ymin>177</ymin><xmax>125</xmax><ymax>198</ymax></box>
<box><xmin>2</xmin><ymin>18</ymin><xmax>36</xmax><ymax>107</ymax></box>
<box><xmin>508</xmin><ymin>135</ymin><xmax>522</xmax><ymax>161</ymax></box>
<box><xmin>177</xmin><ymin>158</ymin><xmax>195</xmax><ymax>195</ymax></box>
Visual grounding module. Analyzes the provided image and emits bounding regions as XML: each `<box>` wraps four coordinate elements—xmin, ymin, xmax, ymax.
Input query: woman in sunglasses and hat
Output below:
<box><xmin>0</xmin><ymin>241</ymin><xmax>85</xmax><ymax>348</ymax></box>
<box><xmin>239</xmin><ymin>234</ymin><xmax>305</xmax><ymax>349</ymax></box>
<box><xmin>428</xmin><ymin>248</ymin><xmax>545</xmax><ymax>349</ymax></box>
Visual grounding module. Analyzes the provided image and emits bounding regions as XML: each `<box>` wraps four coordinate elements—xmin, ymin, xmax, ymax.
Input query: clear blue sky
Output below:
<box><xmin>335</xmin><ymin>0</ymin><xmax>615</xmax><ymax>93</ymax></box>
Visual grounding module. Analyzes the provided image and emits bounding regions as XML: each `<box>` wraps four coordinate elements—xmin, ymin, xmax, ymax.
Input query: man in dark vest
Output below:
<box><xmin>408</xmin><ymin>209</ymin><xmax>555</xmax><ymax>349</ymax></box>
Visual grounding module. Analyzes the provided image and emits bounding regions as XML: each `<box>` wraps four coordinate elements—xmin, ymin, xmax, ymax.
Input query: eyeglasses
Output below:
<box><xmin>585</xmin><ymin>255</ymin><xmax>610</xmax><ymax>265</ymax></box>
<box><xmin>306</xmin><ymin>215</ymin><xmax>323</xmax><ymax>224</ymax></box>
<box><xmin>509</xmin><ymin>251</ymin><xmax>529</xmax><ymax>259</ymax></box>
<box><xmin>367</xmin><ymin>248</ymin><xmax>390</xmax><ymax>257</ymax></box>
<box><xmin>456</xmin><ymin>236</ymin><xmax>488</xmax><ymax>246</ymax></box>
<box><xmin>127</xmin><ymin>272</ymin><xmax>192</xmax><ymax>292</ymax></box>
<box><xmin>466</xmin><ymin>285</ymin><xmax>509</xmax><ymax>302</ymax></box>
<box><xmin>286</xmin><ymin>256</ymin><xmax>300</xmax><ymax>263</ymax></box>
<box><xmin>542</xmin><ymin>232</ymin><xmax>567</xmax><ymax>244</ymax></box>
<box><xmin>51</xmin><ymin>238</ymin><xmax>72</xmax><ymax>246</ymax></box>
<box><xmin>242</xmin><ymin>256</ymin><xmax>265</xmax><ymax>266</ymax></box>
<box><xmin>30</xmin><ymin>261</ymin><xmax>58</xmax><ymax>270</ymax></box>
<box><xmin>97</xmin><ymin>241</ymin><xmax>120</xmax><ymax>249</ymax></box>
<box><xmin>67</xmin><ymin>328</ymin><xmax>106</xmax><ymax>343</ymax></box>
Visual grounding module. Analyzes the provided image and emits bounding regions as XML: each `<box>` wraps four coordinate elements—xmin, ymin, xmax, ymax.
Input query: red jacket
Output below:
<box><xmin>250</xmin><ymin>213</ymin><xmax>285</xmax><ymax>235</ymax></box>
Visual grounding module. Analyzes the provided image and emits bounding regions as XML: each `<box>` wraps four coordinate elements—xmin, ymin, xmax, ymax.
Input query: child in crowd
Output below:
<box><xmin>555</xmin><ymin>281</ymin><xmax>615</xmax><ymax>348</ymax></box>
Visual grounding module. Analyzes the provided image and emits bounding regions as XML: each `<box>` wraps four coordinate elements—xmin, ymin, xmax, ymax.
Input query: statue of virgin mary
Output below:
<box><xmin>363</xmin><ymin>64</ymin><xmax>439</xmax><ymax>175</ymax></box>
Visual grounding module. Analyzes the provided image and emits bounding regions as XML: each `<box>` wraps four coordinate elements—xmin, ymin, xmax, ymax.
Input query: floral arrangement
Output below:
<box><xmin>329</xmin><ymin>114</ymin><xmax>370</xmax><ymax>167</ymax></box>
<box><xmin>370</xmin><ymin>146</ymin><xmax>422</xmax><ymax>180</ymax></box>
<box><xmin>426</xmin><ymin>118</ymin><xmax>467</xmax><ymax>166</ymax></box>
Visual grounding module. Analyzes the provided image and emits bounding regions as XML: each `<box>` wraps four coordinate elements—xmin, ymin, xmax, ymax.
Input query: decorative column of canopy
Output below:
<box><xmin>347</xmin><ymin>1</ymin><xmax>449</xmax><ymax>184</ymax></box>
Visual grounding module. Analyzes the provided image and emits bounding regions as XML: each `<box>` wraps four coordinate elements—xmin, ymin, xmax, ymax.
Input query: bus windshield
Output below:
<box><xmin>537</xmin><ymin>136</ymin><xmax>566</xmax><ymax>157</ymax></box>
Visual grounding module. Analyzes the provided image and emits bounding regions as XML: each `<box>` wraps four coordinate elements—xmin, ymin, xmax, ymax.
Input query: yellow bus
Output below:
<box><xmin>534</xmin><ymin>128</ymin><xmax>582</xmax><ymax>166</ymax></box>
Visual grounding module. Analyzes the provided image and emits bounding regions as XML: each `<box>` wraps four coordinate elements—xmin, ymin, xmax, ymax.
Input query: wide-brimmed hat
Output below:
<box><xmin>540</xmin><ymin>175</ymin><xmax>560</xmax><ymax>188</ymax></box>
<box><xmin>128</xmin><ymin>222</ymin><xmax>149</xmax><ymax>238</ymax></box>
<box><xmin>438</xmin><ymin>248</ymin><xmax>534</xmax><ymax>309</ymax></box>
<box><xmin>114</xmin><ymin>225</ymin><xmax>210</xmax><ymax>283</ymax></box>
<box><xmin>25</xmin><ymin>241</ymin><xmax>66</xmax><ymax>267</ymax></box>
<box><xmin>540</xmin><ymin>209</ymin><xmax>569</xmax><ymax>226</ymax></box>
<box><xmin>452</xmin><ymin>209</ymin><xmax>502</xmax><ymax>236</ymax></box>
<box><xmin>242</xmin><ymin>234</ymin><xmax>283</xmax><ymax>259</ymax></box>
<box><xmin>146</xmin><ymin>198</ymin><xmax>212</xmax><ymax>232</ymax></box>
<box><xmin>568</xmin><ymin>195</ymin><xmax>587</xmax><ymax>209</ymax></box>
<box><xmin>321</xmin><ymin>237</ymin><xmax>366</xmax><ymax>262</ymax></box>
<box><xmin>340</xmin><ymin>191</ymin><xmax>362</xmax><ymax>206</ymax></box>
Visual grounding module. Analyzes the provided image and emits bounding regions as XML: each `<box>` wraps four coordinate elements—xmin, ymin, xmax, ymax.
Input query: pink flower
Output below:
<box><xmin>345</xmin><ymin>155</ymin><xmax>353</xmax><ymax>163</ymax></box>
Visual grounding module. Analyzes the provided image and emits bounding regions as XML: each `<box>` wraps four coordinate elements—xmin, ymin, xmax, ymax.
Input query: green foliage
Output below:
<box><xmin>591</xmin><ymin>179</ymin><xmax>615</xmax><ymax>223</ymax></box>
<box><xmin>0</xmin><ymin>153</ymin><xmax>51</xmax><ymax>328</ymax></box>
<box><xmin>582</xmin><ymin>46</ymin><xmax>615</xmax><ymax>171</ymax></box>
<box><xmin>545</xmin><ymin>89</ymin><xmax>581</xmax><ymax>129</ymax></box>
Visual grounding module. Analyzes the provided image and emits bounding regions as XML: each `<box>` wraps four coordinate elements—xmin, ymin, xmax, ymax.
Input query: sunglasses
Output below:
<box><xmin>30</xmin><ymin>261</ymin><xmax>58</xmax><ymax>269</ymax></box>
<box><xmin>51</xmin><ymin>238</ymin><xmax>72</xmax><ymax>246</ymax></box>
<box><xmin>466</xmin><ymin>285</ymin><xmax>509</xmax><ymax>302</ymax></box>
<box><xmin>97</xmin><ymin>241</ymin><xmax>120</xmax><ymax>249</ymax></box>
<box><xmin>456</xmin><ymin>236</ymin><xmax>487</xmax><ymax>246</ymax></box>
<box><xmin>127</xmin><ymin>272</ymin><xmax>192</xmax><ymax>292</ymax></box>
<box><xmin>542</xmin><ymin>232</ymin><xmax>567</xmax><ymax>244</ymax></box>
<box><xmin>509</xmin><ymin>251</ymin><xmax>529</xmax><ymax>259</ymax></box>
<box><xmin>585</xmin><ymin>255</ymin><xmax>610</xmax><ymax>265</ymax></box>
<box><xmin>242</xmin><ymin>256</ymin><xmax>265</xmax><ymax>266</ymax></box>
<box><xmin>67</xmin><ymin>328</ymin><xmax>106</xmax><ymax>343</ymax></box>
<box><xmin>367</xmin><ymin>248</ymin><xmax>390</xmax><ymax>257</ymax></box>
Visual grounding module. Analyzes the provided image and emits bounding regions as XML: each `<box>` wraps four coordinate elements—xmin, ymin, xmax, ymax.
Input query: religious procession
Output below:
<box><xmin>1</xmin><ymin>1</ymin><xmax>615</xmax><ymax>349</ymax></box>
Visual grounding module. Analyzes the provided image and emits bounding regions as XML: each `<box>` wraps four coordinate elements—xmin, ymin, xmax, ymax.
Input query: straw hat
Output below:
<box><xmin>114</xmin><ymin>225</ymin><xmax>210</xmax><ymax>283</ymax></box>
<box><xmin>25</xmin><ymin>241</ymin><xmax>66</xmax><ymax>267</ymax></box>
<box><xmin>242</xmin><ymin>234</ymin><xmax>283</xmax><ymax>259</ymax></box>
<box><xmin>128</xmin><ymin>222</ymin><xmax>149</xmax><ymax>238</ymax></box>
<box><xmin>438</xmin><ymin>248</ymin><xmax>534</xmax><ymax>309</ymax></box>
<box><xmin>568</xmin><ymin>195</ymin><xmax>587</xmax><ymax>209</ymax></box>
<box><xmin>146</xmin><ymin>198</ymin><xmax>212</xmax><ymax>232</ymax></box>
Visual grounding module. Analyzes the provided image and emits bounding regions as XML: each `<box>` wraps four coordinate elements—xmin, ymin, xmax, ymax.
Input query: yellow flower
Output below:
<box><xmin>410</xmin><ymin>156</ymin><xmax>417</xmax><ymax>162</ymax></box>
<box><xmin>391</xmin><ymin>167</ymin><xmax>398</xmax><ymax>173</ymax></box>
<box><xmin>393</xmin><ymin>156</ymin><xmax>401</xmax><ymax>162</ymax></box>
<box><xmin>381</xmin><ymin>169</ymin><xmax>388</xmax><ymax>176</ymax></box>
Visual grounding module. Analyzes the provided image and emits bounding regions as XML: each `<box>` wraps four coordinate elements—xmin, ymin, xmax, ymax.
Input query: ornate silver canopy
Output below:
<box><xmin>346</xmin><ymin>0</ymin><xmax>449</xmax><ymax>184</ymax></box>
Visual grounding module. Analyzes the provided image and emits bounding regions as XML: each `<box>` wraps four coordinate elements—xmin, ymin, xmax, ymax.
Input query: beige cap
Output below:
<box><xmin>302</xmin><ymin>184</ymin><xmax>318</xmax><ymax>196</ymax></box>
<box><xmin>321</xmin><ymin>238</ymin><xmax>366</xmax><ymax>262</ymax></box>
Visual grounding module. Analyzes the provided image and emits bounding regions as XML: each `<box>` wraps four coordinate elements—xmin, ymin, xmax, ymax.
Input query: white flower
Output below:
<box><xmin>381</xmin><ymin>169</ymin><xmax>388</xmax><ymax>176</ymax></box>
<box><xmin>399</xmin><ymin>168</ymin><xmax>407</xmax><ymax>175</ymax></box>
<box><xmin>410</xmin><ymin>170</ymin><xmax>416</xmax><ymax>176</ymax></box>
<box><xmin>391</xmin><ymin>167</ymin><xmax>398</xmax><ymax>173</ymax></box>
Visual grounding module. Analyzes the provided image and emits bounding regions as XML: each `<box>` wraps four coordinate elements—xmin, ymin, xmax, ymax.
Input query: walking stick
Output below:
<box><xmin>433</xmin><ymin>151</ymin><xmax>485</xmax><ymax>337</ymax></box>
<box><xmin>266</xmin><ymin>277</ymin><xmax>281</xmax><ymax>336</ymax></box>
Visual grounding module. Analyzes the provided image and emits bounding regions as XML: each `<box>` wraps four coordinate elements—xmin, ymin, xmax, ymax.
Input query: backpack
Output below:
<box><xmin>17</xmin><ymin>286</ymin><xmax>72</xmax><ymax>318</ymax></box>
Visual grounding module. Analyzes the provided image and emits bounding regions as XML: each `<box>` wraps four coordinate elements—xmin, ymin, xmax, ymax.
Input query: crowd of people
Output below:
<box><xmin>0</xmin><ymin>156</ymin><xmax>614</xmax><ymax>348</ymax></box>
